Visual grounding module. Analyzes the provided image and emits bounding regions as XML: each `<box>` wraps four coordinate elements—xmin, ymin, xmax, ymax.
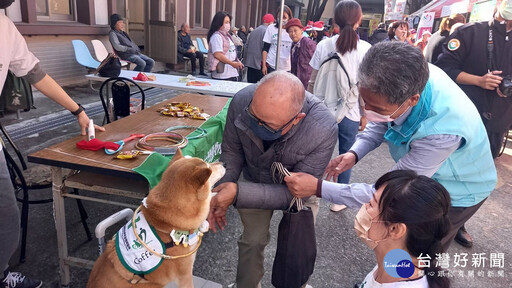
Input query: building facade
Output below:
<box><xmin>2</xmin><ymin>0</ymin><xmax>289</xmax><ymax>86</ymax></box>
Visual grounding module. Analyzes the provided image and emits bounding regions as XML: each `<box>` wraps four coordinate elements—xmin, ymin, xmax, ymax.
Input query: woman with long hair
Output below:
<box><xmin>356</xmin><ymin>170</ymin><xmax>452</xmax><ymax>288</ymax></box>
<box><xmin>261</xmin><ymin>5</ymin><xmax>293</xmax><ymax>74</ymax></box>
<box><xmin>308</xmin><ymin>0</ymin><xmax>371</xmax><ymax>212</ymax></box>
<box><xmin>424</xmin><ymin>13</ymin><xmax>466</xmax><ymax>63</ymax></box>
<box><xmin>207</xmin><ymin>11</ymin><xmax>243</xmax><ymax>81</ymax></box>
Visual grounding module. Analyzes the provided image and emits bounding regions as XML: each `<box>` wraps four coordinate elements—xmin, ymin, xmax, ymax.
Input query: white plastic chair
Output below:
<box><xmin>91</xmin><ymin>39</ymin><xmax>130</xmax><ymax>69</ymax></box>
<box><xmin>202</xmin><ymin>37</ymin><xmax>209</xmax><ymax>51</ymax></box>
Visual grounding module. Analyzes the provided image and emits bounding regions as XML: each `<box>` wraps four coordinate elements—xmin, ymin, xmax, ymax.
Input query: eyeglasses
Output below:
<box><xmin>245</xmin><ymin>101</ymin><xmax>300</xmax><ymax>134</ymax></box>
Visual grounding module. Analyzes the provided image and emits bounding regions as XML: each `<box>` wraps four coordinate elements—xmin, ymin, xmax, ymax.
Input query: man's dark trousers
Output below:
<box><xmin>184</xmin><ymin>51</ymin><xmax>205</xmax><ymax>73</ymax></box>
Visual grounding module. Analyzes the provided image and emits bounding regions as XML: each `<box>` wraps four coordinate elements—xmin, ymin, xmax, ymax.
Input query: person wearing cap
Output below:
<box><xmin>244</xmin><ymin>13</ymin><xmax>274</xmax><ymax>83</ymax></box>
<box><xmin>436</xmin><ymin>0</ymin><xmax>511</xmax><ymax>247</ymax></box>
<box><xmin>310</xmin><ymin>21</ymin><xmax>325</xmax><ymax>44</ymax></box>
<box><xmin>285</xmin><ymin>18</ymin><xmax>316</xmax><ymax>88</ymax></box>
<box><xmin>109</xmin><ymin>13</ymin><xmax>154</xmax><ymax>72</ymax></box>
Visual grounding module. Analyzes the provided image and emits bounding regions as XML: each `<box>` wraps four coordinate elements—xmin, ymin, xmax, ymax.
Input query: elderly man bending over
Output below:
<box><xmin>209</xmin><ymin>71</ymin><xmax>337</xmax><ymax>288</ymax></box>
<box><xmin>285</xmin><ymin>42</ymin><xmax>497</xmax><ymax>251</ymax></box>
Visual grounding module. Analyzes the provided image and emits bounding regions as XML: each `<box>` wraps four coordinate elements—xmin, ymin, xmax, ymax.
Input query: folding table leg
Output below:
<box><xmin>51</xmin><ymin>167</ymin><xmax>71</xmax><ymax>287</ymax></box>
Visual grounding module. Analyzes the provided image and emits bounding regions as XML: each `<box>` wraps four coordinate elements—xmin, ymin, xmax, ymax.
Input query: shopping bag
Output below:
<box><xmin>271</xmin><ymin>197</ymin><xmax>317</xmax><ymax>288</ymax></box>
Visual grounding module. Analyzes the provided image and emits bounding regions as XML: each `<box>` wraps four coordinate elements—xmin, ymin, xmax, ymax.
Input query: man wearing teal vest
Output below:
<box><xmin>284</xmin><ymin>42</ymin><xmax>497</xmax><ymax>250</ymax></box>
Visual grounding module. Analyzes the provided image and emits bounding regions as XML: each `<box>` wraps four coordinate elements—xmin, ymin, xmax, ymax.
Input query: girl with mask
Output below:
<box><xmin>207</xmin><ymin>11</ymin><xmax>243</xmax><ymax>81</ymax></box>
<box><xmin>355</xmin><ymin>170</ymin><xmax>451</xmax><ymax>288</ymax></box>
<box><xmin>261</xmin><ymin>5</ymin><xmax>293</xmax><ymax>75</ymax></box>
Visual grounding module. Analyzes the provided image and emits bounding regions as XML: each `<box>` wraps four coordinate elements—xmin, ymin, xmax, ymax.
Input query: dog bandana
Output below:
<box><xmin>115</xmin><ymin>211</ymin><xmax>165</xmax><ymax>274</ymax></box>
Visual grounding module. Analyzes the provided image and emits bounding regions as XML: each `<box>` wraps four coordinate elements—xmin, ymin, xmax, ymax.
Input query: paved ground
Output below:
<box><xmin>1</xmin><ymin>82</ymin><xmax>511</xmax><ymax>288</ymax></box>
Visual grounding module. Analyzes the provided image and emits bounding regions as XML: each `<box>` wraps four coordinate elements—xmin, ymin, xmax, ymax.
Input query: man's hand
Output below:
<box><xmin>324</xmin><ymin>152</ymin><xmax>357</xmax><ymax>181</ymax></box>
<box><xmin>261</xmin><ymin>64</ymin><xmax>268</xmax><ymax>75</ymax></box>
<box><xmin>208</xmin><ymin>182</ymin><xmax>237</xmax><ymax>232</ymax></box>
<box><xmin>359</xmin><ymin>116</ymin><xmax>367</xmax><ymax>131</ymax></box>
<box><xmin>479</xmin><ymin>71</ymin><xmax>503</xmax><ymax>90</ymax></box>
<box><xmin>187</xmin><ymin>48</ymin><xmax>194</xmax><ymax>53</ymax></box>
<box><xmin>284</xmin><ymin>172</ymin><xmax>318</xmax><ymax>198</ymax></box>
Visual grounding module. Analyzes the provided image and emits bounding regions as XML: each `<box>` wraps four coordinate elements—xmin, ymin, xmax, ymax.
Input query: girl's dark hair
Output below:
<box><xmin>334</xmin><ymin>0</ymin><xmax>362</xmax><ymax>55</ymax></box>
<box><xmin>275</xmin><ymin>5</ymin><xmax>293</xmax><ymax>27</ymax></box>
<box><xmin>388</xmin><ymin>20</ymin><xmax>409</xmax><ymax>39</ymax></box>
<box><xmin>207</xmin><ymin>11</ymin><xmax>232</xmax><ymax>43</ymax></box>
<box><xmin>375</xmin><ymin>170</ymin><xmax>452</xmax><ymax>288</ymax></box>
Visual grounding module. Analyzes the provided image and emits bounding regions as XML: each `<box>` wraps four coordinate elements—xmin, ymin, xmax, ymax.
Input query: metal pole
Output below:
<box><xmin>275</xmin><ymin>0</ymin><xmax>285</xmax><ymax>71</ymax></box>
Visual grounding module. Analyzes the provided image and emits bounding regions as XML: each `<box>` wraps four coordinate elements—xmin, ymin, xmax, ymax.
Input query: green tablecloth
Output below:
<box><xmin>133</xmin><ymin>99</ymin><xmax>230</xmax><ymax>188</ymax></box>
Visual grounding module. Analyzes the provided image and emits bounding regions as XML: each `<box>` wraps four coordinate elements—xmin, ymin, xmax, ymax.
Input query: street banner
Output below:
<box><xmin>417</xmin><ymin>12</ymin><xmax>435</xmax><ymax>38</ymax></box>
<box><xmin>470</xmin><ymin>0</ymin><xmax>497</xmax><ymax>22</ymax></box>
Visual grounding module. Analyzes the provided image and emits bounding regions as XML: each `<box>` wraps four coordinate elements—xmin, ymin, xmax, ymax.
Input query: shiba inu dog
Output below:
<box><xmin>87</xmin><ymin>149</ymin><xmax>225</xmax><ymax>288</ymax></box>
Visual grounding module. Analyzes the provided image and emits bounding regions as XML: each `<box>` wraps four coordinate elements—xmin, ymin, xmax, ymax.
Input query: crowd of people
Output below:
<box><xmin>1</xmin><ymin>0</ymin><xmax>511</xmax><ymax>286</ymax></box>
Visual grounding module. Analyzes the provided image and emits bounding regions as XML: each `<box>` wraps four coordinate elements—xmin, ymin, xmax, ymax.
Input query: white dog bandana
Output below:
<box><xmin>115</xmin><ymin>211</ymin><xmax>165</xmax><ymax>274</ymax></box>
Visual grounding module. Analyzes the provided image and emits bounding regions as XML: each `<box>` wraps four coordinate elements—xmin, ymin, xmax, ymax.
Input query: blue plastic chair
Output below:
<box><xmin>72</xmin><ymin>40</ymin><xmax>101</xmax><ymax>69</ymax></box>
<box><xmin>196</xmin><ymin>37</ymin><xmax>208</xmax><ymax>54</ymax></box>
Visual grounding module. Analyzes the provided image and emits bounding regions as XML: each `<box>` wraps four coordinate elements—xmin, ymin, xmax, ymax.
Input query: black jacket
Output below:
<box><xmin>369</xmin><ymin>29</ymin><xmax>388</xmax><ymax>45</ymax></box>
<box><xmin>436</xmin><ymin>21</ymin><xmax>512</xmax><ymax>132</ymax></box>
<box><xmin>177</xmin><ymin>30</ymin><xmax>193</xmax><ymax>60</ymax></box>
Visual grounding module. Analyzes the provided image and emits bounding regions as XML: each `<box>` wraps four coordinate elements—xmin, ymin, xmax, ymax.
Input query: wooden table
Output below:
<box><xmin>28</xmin><ymin>94</ymin><xmax>229</xmax><ymax>287</ymax></box>
<box><xmin>85</xmin><ymin>70</ymin><xmax>251</xmax><ymax>97</ymax></box>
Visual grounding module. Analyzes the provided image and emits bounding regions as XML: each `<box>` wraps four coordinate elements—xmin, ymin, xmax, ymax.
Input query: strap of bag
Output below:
<box><xmin>320</xmin><ymin>52</ymin><xmax>353</xmax><ymax>87</ymax></box>
<box><xmin>487</xmin><ymin>25</ymin><xmax>494</xmax><ymax>72</ymax></box>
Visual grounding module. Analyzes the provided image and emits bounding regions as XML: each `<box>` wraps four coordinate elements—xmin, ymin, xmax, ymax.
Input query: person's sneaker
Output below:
<box><xmin>199</xmin><ymin>72</ymin><xmax>208</xmax><ymax>76</ymax></box>
<box><xmin>1</xmin><ymin>271</ymin><xmax>42</xmax><ymax>288</ymax></box>
<box><xmin>191</xmin><ymin>71</ymin><xmax>198</xmax><ymax>76</ymax></box>
<box><xmin>330</xmin><ymin>203</ymin><xmax>347</xmax><ymax>212</ymax></box>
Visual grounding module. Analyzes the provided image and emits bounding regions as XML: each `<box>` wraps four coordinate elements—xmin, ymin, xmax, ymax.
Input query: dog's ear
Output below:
<box><xmin>191</xmin><ymin>166</ymin><xmax>212</xmax><ymax>191</ymax></box>
<box><xmin>168</xmin><ymin>148</ymin><xmax>184</xmax><ymax>166</ymax></box>
<box><xmin>193</xmin><ymin>167</ymin><xmax>212</xmax><ymax>201</ymax></box>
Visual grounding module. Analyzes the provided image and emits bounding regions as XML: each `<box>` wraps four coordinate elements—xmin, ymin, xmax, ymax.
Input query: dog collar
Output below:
<box><xmin>132</xmin><ymin>205</ymin><xmax>205</xmax><ymax>260</ymax></box>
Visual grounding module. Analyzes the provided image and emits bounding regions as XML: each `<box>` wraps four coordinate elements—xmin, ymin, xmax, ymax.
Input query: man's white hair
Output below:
<box><xmin>256</xmin><ymin>71</ymin><xmax>305</xmax><ymax>111</ymax></box>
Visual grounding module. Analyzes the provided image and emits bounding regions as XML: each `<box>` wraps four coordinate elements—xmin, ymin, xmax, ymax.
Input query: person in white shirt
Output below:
<box><xmin>0</xmin><ymin>2</ymin><xmax>103</xmax><ymax>287</ymax></box>
<box><xmin>261</xmin><ymin>5</ymin><xmax>293</xmax><ymax>74</ymax></box>
<box><xmin>207</xmin><ymin>11</ymin><xmax>244</xmax><ymax>81</ymax></box>
<box><xmin>308</xmin><ymin>0</ymin><xmax>371</xmax><ymax>212</ymax></box>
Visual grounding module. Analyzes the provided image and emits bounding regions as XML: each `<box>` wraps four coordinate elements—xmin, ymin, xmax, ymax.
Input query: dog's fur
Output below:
<box><xmin>87</xmin><ymin>150</ymin><xmax>225</xmax><ymax>288</ymax></box>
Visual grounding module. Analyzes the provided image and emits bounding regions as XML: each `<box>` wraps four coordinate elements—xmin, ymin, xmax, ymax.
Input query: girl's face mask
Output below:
<box><xmin>354</xmin><ymin>204</ymin><xmax>388</xmax><ymax>250</ymax></box>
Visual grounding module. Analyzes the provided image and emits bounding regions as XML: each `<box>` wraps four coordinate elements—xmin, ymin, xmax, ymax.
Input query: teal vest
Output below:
<box><xmin>385</xmin><ymin>65</ymin><xmax>497</xmax><ymax>207</ymax></box>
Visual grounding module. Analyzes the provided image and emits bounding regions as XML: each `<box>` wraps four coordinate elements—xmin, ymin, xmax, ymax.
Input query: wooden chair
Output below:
<box><xmin>0</xmin><ymin>122</ymin><xmax>91</xmax><ymax>263</ymax></box>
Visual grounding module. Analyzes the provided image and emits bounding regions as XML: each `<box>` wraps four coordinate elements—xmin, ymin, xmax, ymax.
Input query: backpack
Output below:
<box><xmin>96</xmin><ymin>53</ymin><xmax>121</xmax><ymax>78</ymax></box>
<box><xmin>0</xmin><ymin>71</ymin><xmax>34</xmax><ymax>114</ymax></box>
<box><xmin>313</xmin><ymin>52</ymin><xmax>360</xmax><ymax>123</ymax></box>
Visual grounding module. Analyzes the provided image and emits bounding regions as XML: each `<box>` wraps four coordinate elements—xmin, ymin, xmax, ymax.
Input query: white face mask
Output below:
<box><xmin>364</xmin><ymin>101</ymin><xmax>410</xmax><ymax>123</ymax></box>
<box><xmin>223</xmin><ymin>23</ymin><xmax>231</xmax><ymax>33</ymax></box>
<box><xmin>282</xmin><ymin>19</ymin><xmax>288</xmax><ymax>26</ymax></box>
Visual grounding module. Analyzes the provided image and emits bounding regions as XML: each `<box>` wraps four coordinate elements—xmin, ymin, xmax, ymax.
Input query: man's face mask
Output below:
<box><xmin>364</xmin><ymin>101</ymin><xmax>410</xmax><ymax>123</ymax></box>
<box><xmin>245</xmin><ymin>103</ymin><xmax>299</xmax><ymax>141</ymax></box>
<box><xmin>354</xmin><ymin>204</ymin><xmax>387</xmax><ymax>250</ymax></box>
<box><xmin>0</xmin><ymin>0</ymin><xmax>14</xmax><ymax>9</ymax></box>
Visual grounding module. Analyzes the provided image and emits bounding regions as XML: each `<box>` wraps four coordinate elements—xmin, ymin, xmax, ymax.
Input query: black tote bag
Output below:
<box><xmin>97</xmin><ymin>53</ymin><xmax>121</xmax><ymax>78</ymax></box>
<box><xmin>271</xmin><ymin>197</ymin><xmax>317</xmax><ymax>288</ymax></box>
<box><xmin>0</xmin><ymin>71</ymin><xmax>34</xmax><ymax>113</ymax></box>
